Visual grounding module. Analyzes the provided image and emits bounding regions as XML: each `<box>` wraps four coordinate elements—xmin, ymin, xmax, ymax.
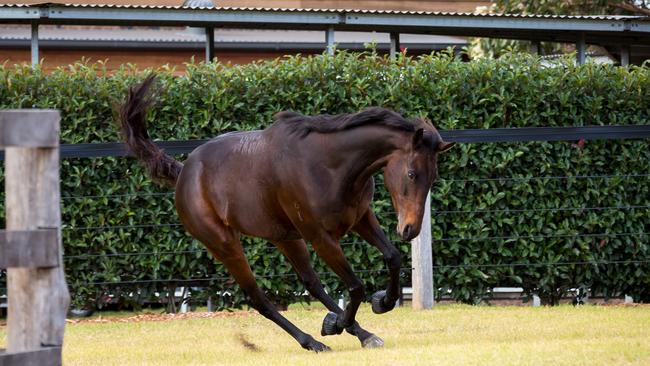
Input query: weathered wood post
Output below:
<box><xmin>0</xmin><ymin>110</ymin><xmax>69</xmax><ymax>366</ymax></box>
<box><xmin>411</xmin><ymin>193</ymin><xmax>434</xmax><ymax>309</ymax></box>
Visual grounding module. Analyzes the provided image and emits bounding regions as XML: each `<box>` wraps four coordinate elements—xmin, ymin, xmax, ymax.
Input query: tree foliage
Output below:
<box><xmin>471</xmin><ymin>1</ymin><xmax>648</xmax><ymax>58</ymax></box>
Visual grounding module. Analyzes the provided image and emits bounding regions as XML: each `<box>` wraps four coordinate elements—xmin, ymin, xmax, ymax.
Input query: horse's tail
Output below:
<box><xmin>118</xmin><ymin>74</ymin><xmax>183</xmax><ymax>187</ymax></box>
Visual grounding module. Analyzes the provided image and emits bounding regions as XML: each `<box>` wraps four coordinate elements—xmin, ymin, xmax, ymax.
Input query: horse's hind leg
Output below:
<box><xmin>273</xmin><ymin>239</ymin><xmax>384</xmax><ymax>348</ymax></box>
<box><xmin>186</xmin><ymin>219</ymin><xmax>330</xmax><ymax>352</ymax></box>
<box><xmin>221</xmin><ymin>252</ymin><xmax>331</xmax><ymax>352</ymax></box>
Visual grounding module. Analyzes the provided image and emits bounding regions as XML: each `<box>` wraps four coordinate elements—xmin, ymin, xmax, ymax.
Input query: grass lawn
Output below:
<box><xmin>1</xmin><ymin>304</ymin><xmax>649</xmax><ymax>365</ymax></box>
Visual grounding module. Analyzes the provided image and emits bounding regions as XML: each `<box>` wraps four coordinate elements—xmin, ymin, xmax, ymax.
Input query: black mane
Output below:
<box><xmin>274</xmin><ymin>107</ymin><xmax>417</xmax><ymax>138</ymax></box>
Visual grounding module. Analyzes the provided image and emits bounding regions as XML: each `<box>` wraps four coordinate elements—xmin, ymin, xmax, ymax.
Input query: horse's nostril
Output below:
<box><xmin>402</xmin><ymin>225</ymin><xmax>412</xmax><ymax>240</ymax></box>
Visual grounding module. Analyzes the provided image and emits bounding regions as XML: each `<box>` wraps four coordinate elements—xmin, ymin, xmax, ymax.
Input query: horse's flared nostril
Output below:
<box><xmin>401</xmin><ymin>224</ymin><xmax>412</xmax><ymax>241</ymax></box>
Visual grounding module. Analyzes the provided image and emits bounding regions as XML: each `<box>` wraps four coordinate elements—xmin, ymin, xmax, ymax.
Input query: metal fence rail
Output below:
<box><xmin>1</xmin><ymin>124</ymin><xmax>649</xmax><ymax>161</ymax></box>
<box><xmin>2</xmin><ymin>124</ymin><xmax>649</xmax><ymax>310</ymax></box>
<box><xmin>52</xmin><ymin>259</ymin><xmax>650</xmax><ymax>288</ymax></box>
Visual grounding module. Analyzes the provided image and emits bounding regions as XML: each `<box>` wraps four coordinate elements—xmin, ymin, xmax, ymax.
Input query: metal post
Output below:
<box><xmin>453</xmin><ymin>47</ymin><xmax>462</xmax><ymax>61</ymax></box>
<box><xmin>205</xmin><ymin>27</ymin><xmax>214</xmax><ymax>63</ymax></box>
<box><xmin>620</xmin><ymin>45</ymin><xmax>630</xmax><ymax>66</ymax></box>
<box><xmin>412</xmin><ymin>193</ymin><xmax>433</xmax><ymax>310</ymax></box>
<box><xmin>529</xmin><ymin>40</ymin><xmax>541</xmax><ymax>55</ymax></box>
<box><xmin>30</xmin><ymin>23</ymin><xmax>39</xmax><ymax>66</ymax></box>
<box><xmin>325</xmin><ymin>27</ymin><xmax>335</xmax><ymax>55</ymax></box>
<box><xmin>179</xmin><ymin>287</ymin><xmax>189</xmax><ymax>313</ymax></box>
<box><xmin>389</xmin><ymin>32</ymin><xmax>400</xmax><ymax>60</ymax></box>
<box><xmin>576</xmin><ymin>33</ymin><xmax>586</xmax><ymax>65</ymax></box>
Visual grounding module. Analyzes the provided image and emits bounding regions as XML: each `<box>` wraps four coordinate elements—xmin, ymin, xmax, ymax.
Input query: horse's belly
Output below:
<box><xmin>236</xmin><ymin>214</ymin><xmax>300</xmax><ymax>241</ymax></box>
<box><xmin>223</xmin><ymin>190</ymin><xmax>299</xmax><ymax>241</ymax></box>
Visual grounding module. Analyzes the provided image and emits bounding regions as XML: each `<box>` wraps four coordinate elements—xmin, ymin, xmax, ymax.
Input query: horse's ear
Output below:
<box><xmin>437</xmin><ymin>141</ymin><xmax>455</xmax><ymax>153</ymax></box>
<box><xmin>412</xmin><ymin>128</ymin><xmax>424</xmax><ymax>147</ymax></box>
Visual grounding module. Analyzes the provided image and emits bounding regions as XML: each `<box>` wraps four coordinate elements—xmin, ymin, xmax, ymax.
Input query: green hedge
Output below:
<box><xmin>0</xmin><ymin>51</ymin><xmax>649</xmax><ymax>309</ymax></box>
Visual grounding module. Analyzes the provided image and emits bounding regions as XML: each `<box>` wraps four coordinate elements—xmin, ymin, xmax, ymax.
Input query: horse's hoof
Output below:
<box><xmin>371</xmin><ymin>290</ymin><xmax>396</xmax><ymax>314</ymax></box>
<box><xmin>362</xmin><ymin>334</ymin><xmax>385</xmax><ymax>349</ymax></box>
<box><xmin>305</xmin><ymin>338</ymin><xmax>331</xmax><ymax>353</ymax></box>
<box><xmin>321</xmin><ymin>311</ymin><xmax>343</xmax><ymax>336</ymax></box>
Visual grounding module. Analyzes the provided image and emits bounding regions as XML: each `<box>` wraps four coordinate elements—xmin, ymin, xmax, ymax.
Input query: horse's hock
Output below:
<box><xmin>0</xmin><ymin>110</ymin><xmax>69</xmax><ymax>366</ymax></box>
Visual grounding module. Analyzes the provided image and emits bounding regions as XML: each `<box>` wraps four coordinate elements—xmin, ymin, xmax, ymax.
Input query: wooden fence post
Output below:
<box><xmin>0</xmin><ymin>110</ymin><xmax>69</xmax><ymax>365</ymax></box>
<box><xmin>411</xmin><ymin>192</ymin><xmax>434</xmax><ymax>310</ymax></box>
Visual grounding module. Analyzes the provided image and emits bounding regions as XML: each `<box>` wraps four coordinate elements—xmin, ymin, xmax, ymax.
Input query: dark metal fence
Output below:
<box><xmin>2</xmin><ymin>124</ymin><xmax>649</xmax><ymax>304</ymax></box>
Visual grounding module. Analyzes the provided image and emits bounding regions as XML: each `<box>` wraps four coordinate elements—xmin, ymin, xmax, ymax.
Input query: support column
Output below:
<box><xmin>576</xmin><ymin>33</ymin><xmax>586</xmax><ymax>65</ymax></box>
<box><xmin>205</xmin><ymin>27</ymin><xmax>215</xmax><ymax>63</ymax></box>
<box><xmin>620</xmin><ymin>45</ymin><xmax>630</xmax><ymax>66</ymax></box>
<box><xmin>529</xmin><ymin>40</ymin><xmax>541</xmax><ymax>55</ymax></box>
<box><xmin>326</xmin><ymin>27</ymin><xmax>335</xmax><ymax>56</ymax></box>
<box><xmin>412</xmin><ymin>193</ymin><xmax>434</xmax><ymax>310</ymax></box>
<box><xmin>390</xmin><ymin>32</ymin><xmax>400</xmax><ymax>60</ymax></box>
<box><xmin>31</xmin><ymin>23</ymin><xmax>39</xmax><ymax>67</ymax></box>
<box><xmin>453</xmin><ymin>47</ymin><xmax>462</xmax><ymax>61</ymax></box>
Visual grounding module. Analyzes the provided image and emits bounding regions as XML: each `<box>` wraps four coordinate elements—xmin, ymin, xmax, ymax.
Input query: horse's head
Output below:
<box><xmin>383</xmin><ymin>123</ymin><xmax>454</xmax><ymax>241</ymax></box>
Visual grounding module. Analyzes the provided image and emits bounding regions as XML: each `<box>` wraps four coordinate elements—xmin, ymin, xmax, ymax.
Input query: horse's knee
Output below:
<box><xmin>302</xmin><ymin>276</ymin><xmax>322</xmax><ymax>294</ymax></box>
<box><xmin>385</xmin><ymin>247</ymin><xmax>401</xmax><ymax>270</ymax></box>
<box><xmin>349</xmin><ymin>282</ymin><xmax>365</xmax><ymax>302</ymax></box>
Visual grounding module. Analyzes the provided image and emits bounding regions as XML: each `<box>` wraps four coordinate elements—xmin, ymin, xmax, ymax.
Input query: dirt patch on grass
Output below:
<box><xmin>65</xmin><ymin>310</ymin><xmax>257</xmax><ymax>325</ymax></box>
<box><xmin>237</xmin><ymin>333</ymin><xmax>261</xmax><ymax>352</ymax></box>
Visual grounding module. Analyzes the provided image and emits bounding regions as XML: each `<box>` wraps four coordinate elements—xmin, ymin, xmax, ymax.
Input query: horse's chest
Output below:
<box><xmin>281</xmin><ymin>175</ymin><xmax>374</xmax><ymax>239</ymax></box>
<box><xmin>318</xmin><ymin>207</ymin><xmax>358</xmax><ymax>234</ymax></box>
<box><xmin>311</xmin><ymin>192</ymin><xmax>372</xmax><ymax>237</ymax></box>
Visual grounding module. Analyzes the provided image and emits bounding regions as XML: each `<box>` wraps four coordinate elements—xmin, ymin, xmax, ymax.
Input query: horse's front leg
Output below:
<box><xmin>353</xmin><ymin>209</ymin><xmax>402</xmax><ymax>314</ymax></box>
<box><xmin>310</xmin><ymin>233</ymin><xmax>368</xmax><ymax>336</ymax></box>
<box><xmin>273</xmin><ymin>239</ymin><xmax>383</xmax><ymax>348</ymax></box>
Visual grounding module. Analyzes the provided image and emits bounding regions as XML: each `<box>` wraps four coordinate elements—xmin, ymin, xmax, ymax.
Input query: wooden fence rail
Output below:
<box><xmin>0</xmin><ymin>110</ymin><xmax>69</xmax><ymax>366</ymax></box>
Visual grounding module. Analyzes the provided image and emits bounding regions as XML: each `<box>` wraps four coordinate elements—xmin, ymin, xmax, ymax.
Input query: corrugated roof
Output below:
<box><xmin>0</xmin><ymin>25</ymin><xmax>468</xmax><ymax>44</ymax></box>
<box><xmin>2</xmin><ymin>3</ymin><xmax>649</xmax><ymax>48</ymax></box>
<box><xmin>0</xmin><ymin>3</ymin><xmax>645</xmax><ymax>20</ymax></box>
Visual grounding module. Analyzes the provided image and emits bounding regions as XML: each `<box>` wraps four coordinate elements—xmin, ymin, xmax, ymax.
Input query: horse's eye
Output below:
<box><xmin>407</xmin><ymin>170</ymin><xmax>416</xmax><ymax>180</ymax></box>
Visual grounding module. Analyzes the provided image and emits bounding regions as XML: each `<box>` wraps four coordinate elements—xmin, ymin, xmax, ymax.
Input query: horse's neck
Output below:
<box><xmin>325</xmin><ymin>126</ymin><xmax>406</xmax><ymax>193</ymax></box>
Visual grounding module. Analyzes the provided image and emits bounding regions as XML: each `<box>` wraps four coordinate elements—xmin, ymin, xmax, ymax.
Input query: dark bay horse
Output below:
<box><xmin>119</xmin><ymin>75</ymin><xmax>454</xmax><ymax>352</ymax></box>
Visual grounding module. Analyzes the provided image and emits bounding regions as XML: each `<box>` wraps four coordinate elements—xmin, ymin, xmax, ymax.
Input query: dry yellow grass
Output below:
<box><xmin>1</xmin><ymin>304</ymin><xmax>649</xmax><ymax>365</ymax></box>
